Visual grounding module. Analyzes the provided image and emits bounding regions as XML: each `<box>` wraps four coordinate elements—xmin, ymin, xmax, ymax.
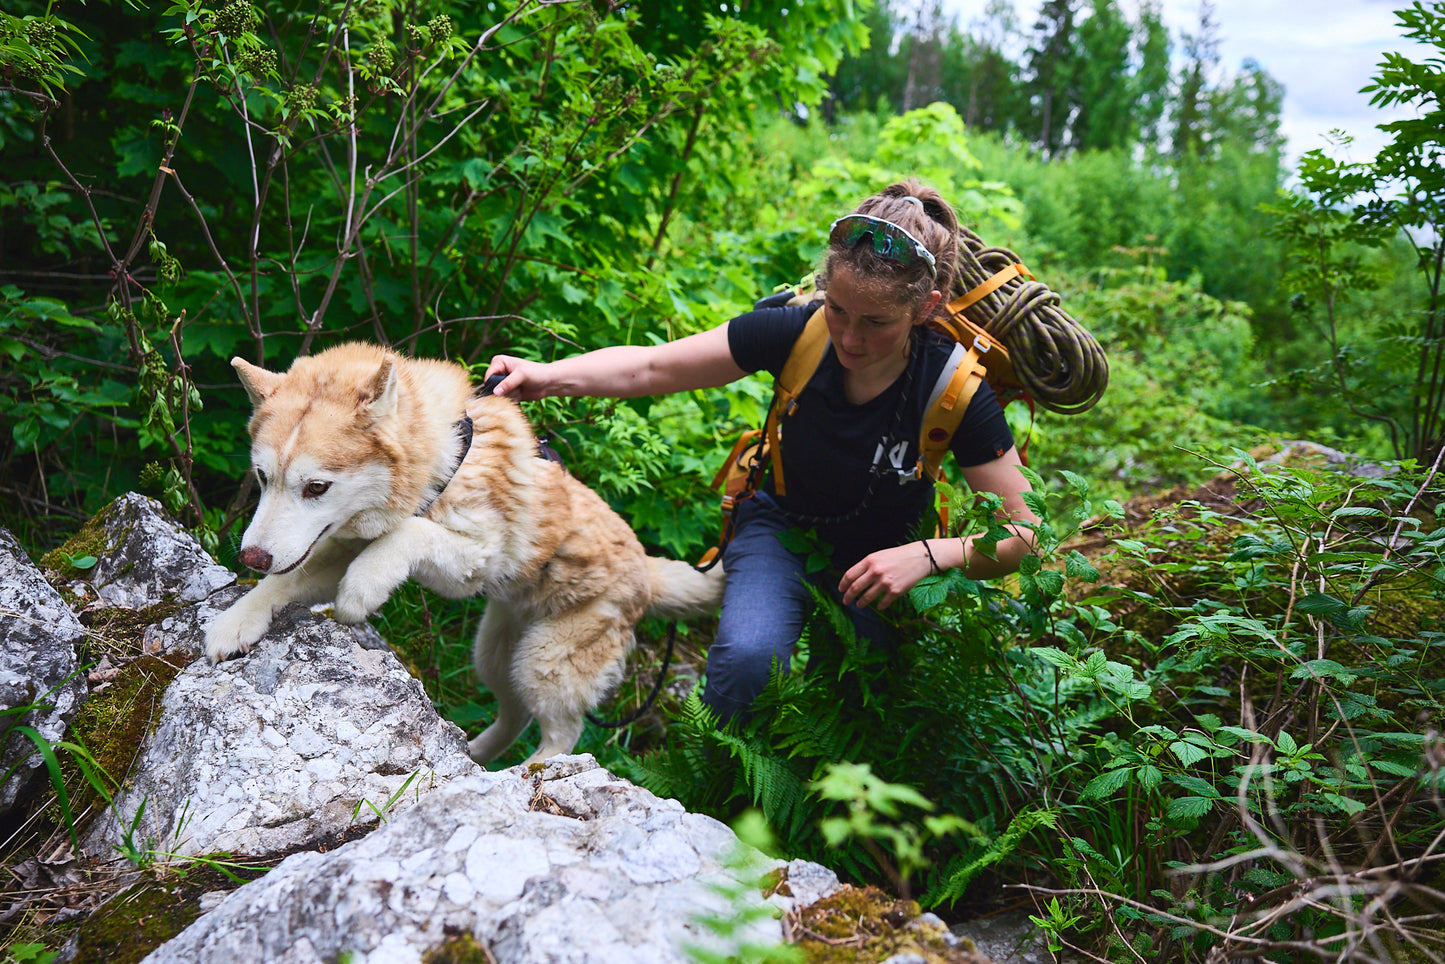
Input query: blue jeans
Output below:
<box><xmin>702</xmin><ymin>492</ymin><xmax>888</xmax><ymax>721</ymax></box>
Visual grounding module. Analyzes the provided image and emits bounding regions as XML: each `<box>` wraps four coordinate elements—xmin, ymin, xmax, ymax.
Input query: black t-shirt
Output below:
<box><xmin>727</xmin><ymin>303</ymin><xmax>1015</xmax><ymax>570</ymax></box>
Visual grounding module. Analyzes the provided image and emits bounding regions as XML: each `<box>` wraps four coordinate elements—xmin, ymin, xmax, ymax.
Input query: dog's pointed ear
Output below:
<box><xmin>232</xmin><ymin>357</ymin><xmax>283</xmax><ymax>405</ymax></box>
<box><xmin>361</xmin><ymin>358</ymin><xmax>399</xmax><ymax>421</ymax></box>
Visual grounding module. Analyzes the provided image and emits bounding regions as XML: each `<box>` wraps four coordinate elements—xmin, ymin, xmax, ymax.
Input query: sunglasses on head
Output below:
<box><xmin>828</xmin><ymin>214</ymin><xmax>937</xmax><ymax>278</ymax></box>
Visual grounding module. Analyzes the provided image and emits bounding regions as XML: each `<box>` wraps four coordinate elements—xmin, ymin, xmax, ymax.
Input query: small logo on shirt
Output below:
<box><xmin>873</xmin><ymin>436</ymin><xmax>921</xmax><ymax>485</ymax></box>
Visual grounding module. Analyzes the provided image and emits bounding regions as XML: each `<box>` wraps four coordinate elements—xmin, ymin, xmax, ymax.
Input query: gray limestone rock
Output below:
<box><xmin>24</xmin><ymin>496</ymin><xmax>852</xmax><ymax>963</ymax></box>
<box><xmin>950</xmin><ymin>911</ymin><xmax>1058</xmax><ymax>964</ymax></box>
<box><xmin>82</xmin><ymin>601</ymin><xmax>479</xmax><ymax>861</ymax></box>
<box><xmin>50</xmin><ymin>493</ymin><xmax>234</xmax><ymax>610</ymax></box>
<box><xmin>0</xmin><ymin>528</ymin><xmax>87</xmax><ymax>813</ymax></box>
<box><xmin>142</xmin><ymin>756</ymin><xmax>799</xmax><ymax>964</ymax></box>
<box><xmin>1260</xmin><ymin>441</ymin><xmax>1394</xmax><ymax>480</ymax></box>
<box><xmin>781</xmin><ymin>858</ymin><xmax>840</xmax><ymax>907</ymax></box>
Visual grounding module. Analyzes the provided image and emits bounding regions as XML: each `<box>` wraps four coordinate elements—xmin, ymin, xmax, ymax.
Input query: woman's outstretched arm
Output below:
<box><xmin>484</xmin><ymin>323</ymin><xmax>747</xmax><ymax>400</ymax></box>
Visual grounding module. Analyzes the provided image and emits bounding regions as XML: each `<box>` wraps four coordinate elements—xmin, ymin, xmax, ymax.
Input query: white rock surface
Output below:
<box><xmin>0</xmin><ymin>528</ymin><xmax>87</xmax><ymax>813</ymax></box>
<box><xmin>142</xmin><ymin>756</ymin><xmax>807</xmax><ymax>964</ymax></box>
<box><xmin>82</xmin><ymin>598</ymin><xmax>479</xmax><ymax>860</ymax></box>
<box><xmin>12</xmin><ymin>495</ymin><xmax>851</xmax><ymax>963</ymax></box>
<box><xmin>57</xmin><ymin>493</ymin><xmax>235</xmax><ymax>609</ymax></box>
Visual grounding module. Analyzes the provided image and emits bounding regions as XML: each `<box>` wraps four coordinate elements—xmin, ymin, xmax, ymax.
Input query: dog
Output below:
<box><xmin>204</xmin><ymin>342</ymin><xmax>724</xmax><ymax>765</ymax></box>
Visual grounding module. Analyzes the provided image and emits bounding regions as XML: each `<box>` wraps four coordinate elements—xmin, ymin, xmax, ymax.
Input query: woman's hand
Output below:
<box><xmin>484</xmin><ymin>355</ymin><xmax>553</xmax><ymax>400</ymax></box>
<box><xmin>839</xmin><ymin>541</ymin><xmax>938</xmax><ymax>611</ymax></box>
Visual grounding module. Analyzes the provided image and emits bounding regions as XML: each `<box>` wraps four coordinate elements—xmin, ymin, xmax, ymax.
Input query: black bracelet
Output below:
<box><xmin>921</xmin><ymin>539</ymin><xmax>939</xmax><ymax>574</ymax></box>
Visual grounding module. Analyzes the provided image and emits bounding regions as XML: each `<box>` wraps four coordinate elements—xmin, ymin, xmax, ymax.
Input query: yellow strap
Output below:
<box><xmin>918</xmin><ymin>347</ymin><xmax>986</xmax><ymax>482</ymax></box>
<box><xmin>710</xmin><ymin>428</ymin><xmax>764</xmax><ymax>490</ymax></box>
<box><xmin>764</xmin><ymin>307</ymin><xmax>829</xmax><ymax>496</ymax></box>
<box><xmin>949</xmin><ymin>262</ymin><xmax>1032</xmax><ymax>314</ymax></box>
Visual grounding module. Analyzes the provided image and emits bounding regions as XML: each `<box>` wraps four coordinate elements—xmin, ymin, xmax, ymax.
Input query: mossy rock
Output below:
<box><xmin>40</xmin><ymin>501</ymin><xmax>135</xmax><ymax>587</ymax></box>
<box><xmin>791</xmin><ymin>884</ymin><xmax>993</xmax><ymax>963</ymax></box>
<box><xmin>1065</xmin><ymin>464</ymin><xmax>1445</xmax><ymax>649</ymax></box>
<box><xmin>62</xmin><ymin>650</ymin><xmax>191</xmax><ymax>819</ymax></box>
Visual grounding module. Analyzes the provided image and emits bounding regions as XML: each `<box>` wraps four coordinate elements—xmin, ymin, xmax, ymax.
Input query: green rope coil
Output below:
<box><xmin>952</xmin><ymin>226</ymin><xmax>1109</xmax><ymax>415</ymax></box>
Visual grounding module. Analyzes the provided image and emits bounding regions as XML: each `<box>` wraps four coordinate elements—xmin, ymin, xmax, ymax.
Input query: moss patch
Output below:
<box><xmin>65</xmin><ymin>861</ymin><xmax>270</xmax><ymax>964</ymax></box>
<box><xmin>40</xmin><ymin>501</ymin><xmax>130</xmax><ymax>585</ymax></box>
<box><xmin>790</xmin><ymin>884</ymin><xmax>991</xmax><ymax>963</ymax></box>
<box><xmin>76</xmin><ymin>601</ymin><xmax>185</xmax><ymax>663</ymax></box>
<box><xmin>60</xmin><ymin>651</ymin><xmax>190</xmax><ymax>821</ymax></box>
<box><xmin>422</xmin><ymin>928</ymin><xmax>495</xmax><ymax>964</ymax></box>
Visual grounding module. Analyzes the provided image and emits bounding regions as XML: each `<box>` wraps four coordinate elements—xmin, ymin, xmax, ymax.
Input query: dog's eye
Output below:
<box><xmin>256</xmin><ymin>469</ymin><xmax>268</xmax><ymax>488</ymax></box>
<box><xmin>303</xmin><ymin>480</ymin><xmax>332</xmax><ymax>498</ymax></box>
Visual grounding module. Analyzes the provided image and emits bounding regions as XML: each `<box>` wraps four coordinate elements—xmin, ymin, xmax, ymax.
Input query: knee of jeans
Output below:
<box><xmin>704</xmin><ymin>635</ymin><xmax>788</xmax><ymax>718</ymax></box>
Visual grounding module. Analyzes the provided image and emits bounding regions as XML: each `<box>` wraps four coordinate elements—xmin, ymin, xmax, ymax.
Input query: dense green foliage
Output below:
<box><xmin>624</xmin><ymin>457</ymin><xmax>1445</xmax><ymax>961</ymax></box>
<box><xmin>3</xmin><ymin>1</ymin><xmax>1444</xmax><ymax>963</ymax></box>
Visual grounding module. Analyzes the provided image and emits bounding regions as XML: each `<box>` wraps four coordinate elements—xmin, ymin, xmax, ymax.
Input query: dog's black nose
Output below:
<box><xmin>238</xmin><ymin>547</ymin><xmax>273</xmax><ymax>572</ymax></box>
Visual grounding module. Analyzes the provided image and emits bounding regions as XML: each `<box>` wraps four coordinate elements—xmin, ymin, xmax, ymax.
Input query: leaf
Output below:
<box><xmin>1369</xmin><ymin>758</ymin><xmax>1418</xmax><ymax>778</ymax></box>
<box><xmin>1166</xmin><ymin>773</ymin><xmax>1220</xmax><ymax>798</ymax></box>
<box><xmin>1318</xmin><ymin>792</ymin><xmax>1367</xmax><ymax>815</ymax></box>
<box><xmin>1065</xmin><ymin>550</ymin><xmax>1099</xmax><ymax>582</ymax></box>
<box><xmin>1034</xmin><ymin>570</ymin><xmax>1064</xmax><ymax>599</ymax></box>
<box><xmin>909</xmin><ymin>576</ymin><xmax>949</xmax><ymax>611</ymax></box>
<box><xmin>1170</xmin><ymin>740</ymin><xmax>1209</xmax><ymax>767</ymax></box>
<box><xmin>1059</xmin><ymin>469</ymin><xmax>1089</xmax><ymax>497</ymax></box>
<box><xmin>1290</xmin><ymin>659</ymin><xmax>1359</xmax><ymax>687</ymax></box>
<box><xmin>1295</xmin><ymin>591</ymin><xmax>1349</xmax><ymax>620</ymax></box>
<box><xmin>1167</xmin><ymin>795</ymin><xmax>1214</xmax><ymax>821</ymax></box>
<box><xmin>1029</xmin><ymin>646</ymin><xmax>1075</xmax><ymax>671</ymax></box>
<box><xmin>1330</xmin><ymin>505</ymin><xmax>1385</xmax><ymax>518</ymax></box>
<box><xmin>1082</xmin><ymin>767</ymin><xmax>1133</xmax><ymax>800</ymax></box>
<box><xmin>1021</xmin><ymin>491</ymin><xmax>1049</xmax><ymax>521</ymax></box>
<box><xmin>5</xmin><ymin>725</ymin><xmax>77</xmax><ymax>850</ymax></box>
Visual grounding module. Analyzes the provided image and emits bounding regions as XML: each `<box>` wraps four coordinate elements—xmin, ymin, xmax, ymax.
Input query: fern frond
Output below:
<box><xmin>714</xmin><ymin>728</ymin><xmax>813</xmax><ymax>840</ymax></box>
<box><xmin>922</xmin><ymin>808</ymin><xmax>1060</xmax><ymax>908</ymax></box>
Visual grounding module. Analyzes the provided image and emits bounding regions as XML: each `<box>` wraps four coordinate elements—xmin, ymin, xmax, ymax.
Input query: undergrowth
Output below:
<box><xmin>614</xmin><ymin>452</ymin><xmax>1445</xmax><ymax>963</ymax></box>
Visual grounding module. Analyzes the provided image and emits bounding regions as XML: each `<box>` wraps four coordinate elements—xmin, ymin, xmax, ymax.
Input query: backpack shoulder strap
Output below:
<box><xmin>918</xmin><ymin>343</ymin><xmax>987</xmax><ymax>482</ymax></box>
<box><xmin>763</xmin><ymin>305</ymin><xmax>829</xmax><ymax>496</ymax></box>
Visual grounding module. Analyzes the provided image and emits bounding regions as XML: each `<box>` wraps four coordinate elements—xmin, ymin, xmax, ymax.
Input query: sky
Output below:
<box><xmin>946</xmin><ymin>0</ymin><xmax>1426</xmax><ymax>167</ymax></box>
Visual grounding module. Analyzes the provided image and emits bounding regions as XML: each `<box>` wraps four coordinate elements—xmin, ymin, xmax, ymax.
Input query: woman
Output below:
<box><xmin>485</xmin><ymin>180</ymin><xmax>1037</xmax><ymax>720</ymax></box>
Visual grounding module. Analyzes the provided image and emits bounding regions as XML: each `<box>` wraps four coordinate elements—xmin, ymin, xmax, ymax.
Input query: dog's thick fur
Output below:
<box><xmin>205</xmin><ymin>342</ymin><xmax>724</xmax><ymax>764</ymax></box>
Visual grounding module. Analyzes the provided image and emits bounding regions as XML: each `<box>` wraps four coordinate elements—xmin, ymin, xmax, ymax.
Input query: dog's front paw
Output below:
<box><xmin>204</xmin><ymin>598</ymin><xmax>271</xmax><ymax>664</ymax></box>
<box><xmin>332</xmin><ymin>577</ymin><xmax>382</xmax><ymax>625</ymax></box>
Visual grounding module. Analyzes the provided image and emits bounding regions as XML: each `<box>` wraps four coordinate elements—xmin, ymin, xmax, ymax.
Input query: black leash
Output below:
<box><xmin>480</xmin><ymin>370</ymin><xmax>685</xmax><ymax>731</ymax></box>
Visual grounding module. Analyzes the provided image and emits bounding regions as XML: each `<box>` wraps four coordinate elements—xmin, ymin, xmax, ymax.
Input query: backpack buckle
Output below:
<box><xmin>973</xmin><ymin>335</ymin><xmax>992</xmax><ymax>354</ymax></box>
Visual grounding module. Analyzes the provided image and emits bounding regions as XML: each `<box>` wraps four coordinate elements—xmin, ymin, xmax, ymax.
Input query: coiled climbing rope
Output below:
<box><xmin>947</xmin><ymin>226</ymin><xmax>1109</xmax><ymax>415</ymax></box>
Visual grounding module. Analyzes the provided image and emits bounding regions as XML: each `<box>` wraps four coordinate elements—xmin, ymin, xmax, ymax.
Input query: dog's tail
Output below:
<box><xmin>645</xmin><ymin>557</ymin><xmax>725</xmax><ymax>619</ymax></box>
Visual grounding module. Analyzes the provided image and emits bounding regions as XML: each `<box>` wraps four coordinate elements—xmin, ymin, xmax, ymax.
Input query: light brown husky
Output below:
<box><xmin>205</xmin><ymin>342</ymin><xmax>724</xmax><ymax>764</ymax></box>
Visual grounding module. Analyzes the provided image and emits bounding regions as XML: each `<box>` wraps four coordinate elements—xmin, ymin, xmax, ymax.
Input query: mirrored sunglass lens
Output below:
<box><xmin>837</xmin><ymin>219</ymin><xmax>871</xmax><ymax>247</ymax></box>
<box><xmin>869</xmin><ymin>230</ymin><xmax>903</xmax><ymax>260</ymax></box>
